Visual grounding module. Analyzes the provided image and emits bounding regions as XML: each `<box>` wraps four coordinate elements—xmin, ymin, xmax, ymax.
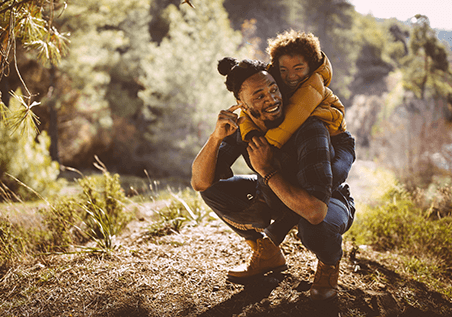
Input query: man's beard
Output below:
<box><xmin>248</xmin><ymin>105</ymin><xmax>285</xmax><ymax>130</ymax></box>
<box><xmin>264</xmin><ymin>113</ymin><xmax>285</xmax><ymax>129</ymax></box>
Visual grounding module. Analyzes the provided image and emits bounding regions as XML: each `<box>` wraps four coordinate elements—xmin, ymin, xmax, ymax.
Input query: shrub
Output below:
<box><xmin>77</xmin><ymin>171</ymin><xmax>130</xmax><ymax>239</ymax></box>
<box><xmin>347</xmin><ymin>175</ymin><xmax>452</xmax><ymax>270</ymax></box>
<box><xmin>0</xmin><ymin>89</ymin><xmax>64</xmax><ymax>201</ymax></box>
<box><xmin>38</xmin><ymin>198</ymin><xmax>83</xmax><ymax>252</ymax></box>
<box><xmin>37</xmin><ymin>165</ymin><xmax>132</xmax><ymax>253</ymax></box>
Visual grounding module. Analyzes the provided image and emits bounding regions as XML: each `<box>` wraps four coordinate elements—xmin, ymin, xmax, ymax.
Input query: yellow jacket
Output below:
<box><xmin>239</xmin><ymin>52</ymin><xmax>347</xmax><ymax>148</ymax></box>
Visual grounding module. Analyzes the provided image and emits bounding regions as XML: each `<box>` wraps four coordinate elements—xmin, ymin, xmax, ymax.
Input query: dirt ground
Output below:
<box><xmin>1</xmin><ymin>215</ymin><xmax>451</xmax><ymax>317</ymax></box>
<box><xmin>1</xmin><ymin>161</ymin><xmax>451</xmax><ymax>316</ymax></box>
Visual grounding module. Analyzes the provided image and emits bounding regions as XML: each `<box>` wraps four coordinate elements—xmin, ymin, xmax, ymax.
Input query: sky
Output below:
<box><xmin>350</xmin><ymin>0</ymin><xmax>452</xmax><ymax>30</ymax></box>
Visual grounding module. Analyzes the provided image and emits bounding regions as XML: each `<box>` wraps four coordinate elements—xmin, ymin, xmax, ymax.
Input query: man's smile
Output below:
<box><xmin>265</xmin><ymin>102</ymin><xmax>282</xmax><ymax>114</ymax></box>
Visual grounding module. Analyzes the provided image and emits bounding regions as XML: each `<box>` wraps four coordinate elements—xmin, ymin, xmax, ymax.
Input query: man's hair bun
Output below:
<box><xmin>217</xmin><ymin>57</ymin><xmax>267</xmax><ymax>99</ymax></box>
<box><xmin>218</xmin><ymin>57</ymin><xmax>238</xmax><ymax>76</ymax></box>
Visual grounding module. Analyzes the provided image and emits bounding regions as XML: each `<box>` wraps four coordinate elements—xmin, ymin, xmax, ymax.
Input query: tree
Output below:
<box><xmin>0</xmin><ymin>0</ymin><xmax>69</xmax><ymax>135</ymax></box>
<box><xmin>298</xmin><ymin>0</ymin><xmax>358</xmax><ymax>99</ymax></box>
<box><xmin>402</xmin><ymin>14</ymin><xmax>452</xmax><ymax>101</ymax></box>
<box><xmin>348</xmin><ymin>15</ymin><xmax>395</xmax><ymax>96</ymax></box>
<box><xmin>0</xmin><ymin>88</ymin><xmax>63</xmax><ymax>201</ymax></box>
<box><xmin>47</xmin><ymin>0</ymin><xmax>151</xmax><ymax>169</ymax></box>
<box><xmin>138</xmin><ymin>0</ymin><xmax>244</xmax><ymax>177</ymax></box>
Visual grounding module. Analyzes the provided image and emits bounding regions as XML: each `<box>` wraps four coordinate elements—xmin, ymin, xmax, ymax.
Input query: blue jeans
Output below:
<box><xmin>201</xmin><ymin>175</ymin><xmax>354</xmax><ymax>265</ymax></box>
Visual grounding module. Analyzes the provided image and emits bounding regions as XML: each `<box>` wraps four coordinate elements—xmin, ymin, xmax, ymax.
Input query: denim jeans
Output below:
<box><xmin>200</xmin><ymin>175</ymin><xmax>354</xmax><ymax>265</ymax></box>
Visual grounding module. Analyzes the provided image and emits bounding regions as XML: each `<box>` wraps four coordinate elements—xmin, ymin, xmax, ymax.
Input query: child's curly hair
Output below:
<box><xmin>266</xmin><ymin>30</ymin><xmax>322</xmax><ymax>72</ymax></box>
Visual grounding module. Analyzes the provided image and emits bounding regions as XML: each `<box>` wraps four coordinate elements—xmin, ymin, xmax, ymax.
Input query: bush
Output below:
<box><xmin>0</xmin><ymin>90</ymin><xmax>64</xmax><ymax>201</ymax></box>
<box><xmin>37</xmin><ymin>167</ymin><xmax>132</xmax><ymax>253</ymax></box>
<box><xmin>38</xmin><ymin>198</ymin><xmax>83</xmax><ymax>252</ymax></box>
<box><xmin>347</xmin><ymin>174</ymin><xmax>452</xmax><ymax>271</ymax></box>
<box><xmin>77</xmin><ymin>171</ymin><xmax>130</xmax><ymax>238</ymax></box>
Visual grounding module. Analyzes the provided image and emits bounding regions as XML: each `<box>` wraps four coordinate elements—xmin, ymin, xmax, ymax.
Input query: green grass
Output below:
<box><xmin>145</xmin><ymin>188</ymin><xmax>213</xmax><ymax>238</ymax></box>
<box><xmin>346</xmin><ymin>169</ymin><xmax>452</xmax><ymax>298</ymax></box>
<box><xmin>0</xmin><ymin>164</ymin><xmax>212</xmax><ymax>265</ymax></box>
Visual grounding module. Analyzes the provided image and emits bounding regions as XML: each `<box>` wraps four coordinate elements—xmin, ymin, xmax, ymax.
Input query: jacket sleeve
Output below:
<box><xmin>265</xmin><ymin>75</ymin><xmax>324</xmax><ymax>148</ymax></box>
<box><xmin>238</xmin><ymin>109</ymin><xmax>261</xmax><ymax>142</ymax></box>
<box><xmin>311</xmin><ymin>87</ymin><xmax>347</xmax><ymax>136</ymax></box>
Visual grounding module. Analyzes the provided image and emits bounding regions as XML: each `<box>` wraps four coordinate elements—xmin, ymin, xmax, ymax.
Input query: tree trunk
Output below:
<box><xmin>48</xmin><ymin>66</ymin><xmax>60</xmax><ymax>164</ymax></box>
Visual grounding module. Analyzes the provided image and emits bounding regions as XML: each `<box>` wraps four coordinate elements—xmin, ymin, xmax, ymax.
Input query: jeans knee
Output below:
<box><xmin>297</xmin><ymin>221</ymin><xmax>343</xmax><ymax>264</ymax></box>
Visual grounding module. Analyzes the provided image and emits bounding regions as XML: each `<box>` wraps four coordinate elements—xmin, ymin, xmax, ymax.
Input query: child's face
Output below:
<box><xmin>278</xmin><ymin>54</ymin><xmax>310</xmax><ymax>91</ymax></box>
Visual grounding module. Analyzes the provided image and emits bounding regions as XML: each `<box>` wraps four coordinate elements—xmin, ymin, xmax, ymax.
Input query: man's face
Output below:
<box><xmin>278</xmin><ymin>54</ymin><xmax>310</xmax><ymax>91</ymax></box>
<box><xmin>239</xmin><ymin>71</ymin><xmax>284</xmax><ymax>131</ymax></box>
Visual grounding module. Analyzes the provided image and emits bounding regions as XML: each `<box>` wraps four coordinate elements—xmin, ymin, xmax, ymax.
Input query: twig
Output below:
<box><xmin>0</xmin><ymin>0</ymin><xmax>34</xmax><ymax>16</ymax></box>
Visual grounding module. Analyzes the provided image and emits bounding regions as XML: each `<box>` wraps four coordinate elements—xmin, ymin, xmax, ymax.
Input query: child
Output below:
<box><xmin>240</xmin><ymin>30</ymin><xmax>355</xmax><ymax>190</ymax></box>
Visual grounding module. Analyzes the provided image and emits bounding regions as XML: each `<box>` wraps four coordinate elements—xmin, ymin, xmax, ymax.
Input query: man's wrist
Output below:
<box><xmin>209</xmin><ymin>133</ymin><xmax>224</xmax><ymax>144</ymax></box>
<box><xmin>258</xmin><ymin>165</ymin><xmax>276</xmax><ymax>177</ymax></box>
<box><xmin>263</xmin><ymin>169</ymin><xmax>279</xmax><ymax>185</ymax></box>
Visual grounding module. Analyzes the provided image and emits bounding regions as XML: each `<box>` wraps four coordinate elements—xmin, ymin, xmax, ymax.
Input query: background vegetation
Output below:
<box><xmin>1</xmin><ymin>0</ymin><xmax>452</xmax><ymax>309</ymax></box>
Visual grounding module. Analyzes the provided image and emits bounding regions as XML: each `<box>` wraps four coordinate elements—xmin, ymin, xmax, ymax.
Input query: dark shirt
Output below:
<box><xmin>215</xmin><ymin>117</ymin><xmax>333</xmax><ymax>205</ymax></box>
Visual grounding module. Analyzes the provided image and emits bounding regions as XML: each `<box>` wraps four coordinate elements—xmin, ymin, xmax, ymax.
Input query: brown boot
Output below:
<box><xmin>227</xmin><ymin>237</ymin><xmax>287</xmax><ymax>281</ymax></box>
<box><xmin>310</xmin><ymin>259</ymin><xmax>340</xmax><ymax>301</ymax></box>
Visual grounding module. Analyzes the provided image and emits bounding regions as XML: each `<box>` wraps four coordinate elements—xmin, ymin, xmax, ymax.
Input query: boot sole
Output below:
<box><xmin>227</xmin><ymin>264</ymin><xmax>288</xmax><ymax>284</ymax></box>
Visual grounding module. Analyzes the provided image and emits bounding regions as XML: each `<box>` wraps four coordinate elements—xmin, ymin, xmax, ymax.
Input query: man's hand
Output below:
<box><xmin>247</xmin><ymin>136</ymin><xmax>275</xmax><ymax>176</ymax></box>
<box><xmin>211</xmin><ymin>104</ymin><xmax>244</xmax><ymax>141</ymax></box>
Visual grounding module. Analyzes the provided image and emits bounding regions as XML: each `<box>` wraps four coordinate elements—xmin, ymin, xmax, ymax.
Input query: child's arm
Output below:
<box><xmin>265</xmin><ymin>79</ymin><xmax>324</xmax><ymax>148</ymax></box>
<box><xmin>265</xmin><ymin>79</ymin><xmax>345</xmax><ymax>148</ymax></box>
<box><xmin>238</xmin><ymin>109</ymin><xmax>264</xmax><ymax>141</ymax></box>
<box><xmin>311</xmin><ymin>87</ymin><xmax>346</xmax><ymax>136</ymax></box>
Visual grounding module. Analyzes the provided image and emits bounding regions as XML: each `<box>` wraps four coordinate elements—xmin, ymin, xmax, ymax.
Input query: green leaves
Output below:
<box><xmin>7</xmin><ymin>90</ymin><xmax>41</xmax><ymax>137</ymax></box>
<box><xmin>138</xmin><ymin>0</ymin><xmax>242</xmax><ymax>176</ymax></box>
<box><xmin>402</xmin><ymin>14</ymin><xmax>452</xmax><ymax>100</ymax></box>
<box><xmin>1</xmin><ymin>1</ymin><xmax>70</xmax><ymax>140</ymax></box>
<box><xmin>1</xmin><ymin>1</ymin><xmax>70</xmax><ymax>72</ymax></box>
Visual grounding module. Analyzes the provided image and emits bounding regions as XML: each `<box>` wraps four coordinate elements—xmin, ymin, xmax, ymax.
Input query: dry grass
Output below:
<box><xmin>1</xmin><ymin>216</ymin><xmax>452</xmax><ymax>317</ymax></box>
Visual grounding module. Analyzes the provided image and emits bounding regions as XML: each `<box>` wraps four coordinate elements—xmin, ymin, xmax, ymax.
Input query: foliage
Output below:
<box><xmin>298</xmin><ymin>0</ymin><xmax>358</xmax><ymax>98</ymax></box>
<box><xmin>0</xmin><ymin>0</ymin><xmax>69</xmax><ymax>135</ymax></box>
<box><xmin>223</xmin><ymin>0</ymin><xmax>291</xmax><ymax>54</ymax></box>
<box><xmin>35</xmin><ymin>170</ymin><xmax>128</xmax><ymax>254</ymax></box>
<box><xmin>348</xmin><ymin>15</ymin><xmax>395</xmax><ymax>94</ymax></box>
<box><xmin>76</xmin><ymin>168</ymin><xmax>130</xmax><ymax>241</ymax></box>
<box><xmin>146</xmin><ymin>188</ymin><xmax>213</xmax><ymax>238</ymax></box>
<box><xmin>401</xmin><ymin>15</ymin><xmax>452</xmax><ymax>100</ymax></box>
<box><xmin>38</xmin><ymin>197</ymin><xmax>81</xmax><ymax>252</ymax></box>
<box><xmin>0</xmin><ymin>88</ymin><xmax>64</xmax><ymax>201</ymax></box>
<box><xmin>8</xmin><ymin>161</ymin><xmax>132</xmax><ymax>257</ymax></box>
<box><xmin>138</xmin><ymin>0</ymin><xmax>243</xmax><ymax>177</ymax></box>
<box><xmin>347</xmin><ymin>170</ymin><xmax>452</xmax><ymax>274</ymax></box>
<box><xmin>0</xmin><ymin>0</ymin><xmax>69</xmax><ymax>72</ymax></box>
<box><xmin>0</xmin><ymin>218</ymin><xmax>26</xmax><ymax>265</ymax></box>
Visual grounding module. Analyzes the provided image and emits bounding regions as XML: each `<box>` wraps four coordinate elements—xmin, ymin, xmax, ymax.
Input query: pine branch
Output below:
<box><xmin>0</xmin><ymin>0</ymin><xmax>35</xmax><ymax>16</ymax></box>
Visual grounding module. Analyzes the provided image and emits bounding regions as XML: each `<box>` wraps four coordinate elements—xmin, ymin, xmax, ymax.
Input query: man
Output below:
<box><xmin>191</xmin><ymin>58</ymin><xmax>355</xmax><ymax>301</ymax></box>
